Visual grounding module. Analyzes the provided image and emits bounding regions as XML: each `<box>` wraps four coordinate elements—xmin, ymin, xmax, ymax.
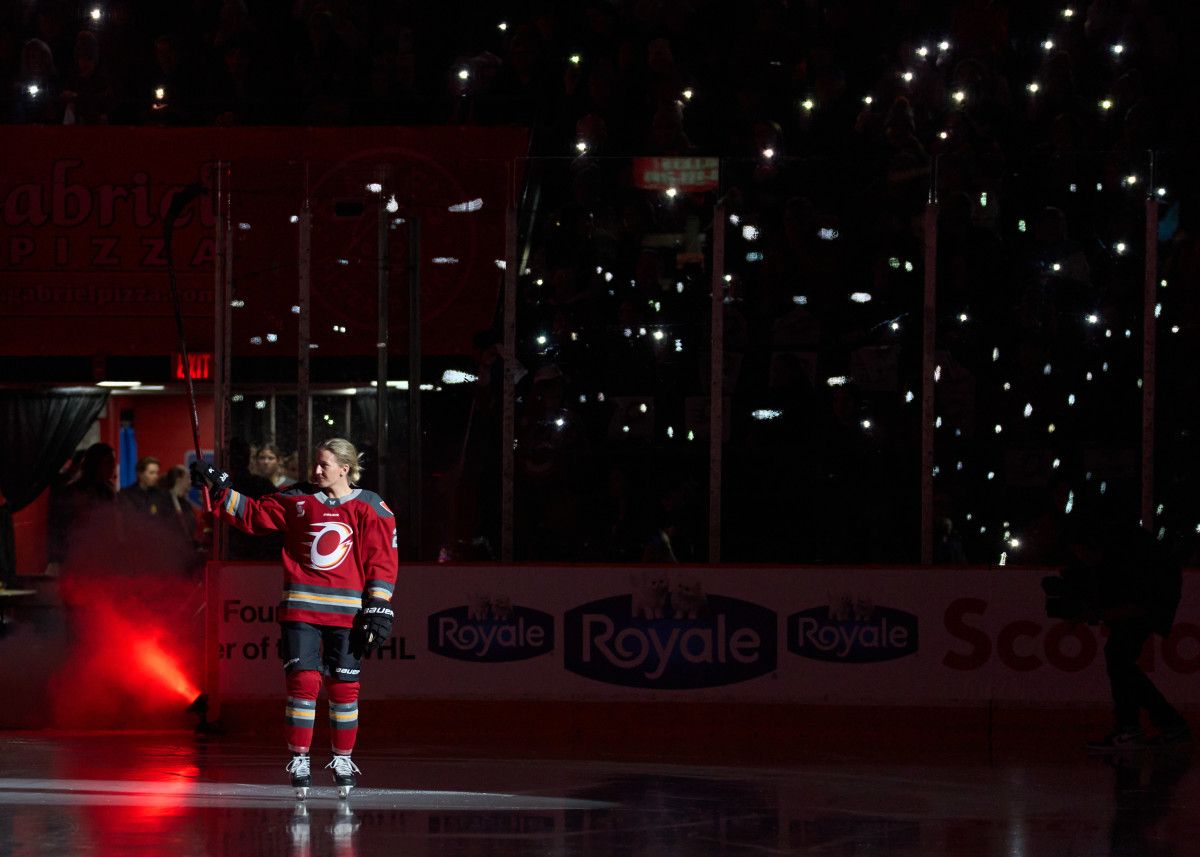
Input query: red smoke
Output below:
<box><xmin>133</xmin><ymin>634</ymin><xmax>201</xmax><ymax>702</ymax></box>
<box><xmin>50</xmin><ymin>575</ymin><xmax>203</xmax><ymax>728</ymax></box>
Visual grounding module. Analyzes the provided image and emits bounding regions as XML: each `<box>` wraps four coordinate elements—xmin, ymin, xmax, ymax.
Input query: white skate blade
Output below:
<box><xmin>337</xmin><ymin>784</ymin><xmax>353</xmax><ymax>799</ymax></box>
<box><xmin>294</xmin><ymin>787</ymin><xmax>309</xmax><ymax>800</ymax></box>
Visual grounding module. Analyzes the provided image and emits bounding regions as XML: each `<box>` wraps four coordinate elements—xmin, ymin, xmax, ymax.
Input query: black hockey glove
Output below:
<box><xmin>355</xmin><ymin>597</ymin><xmax>394</xmax><ymax>649</ymax></box>
<box><xmin>189</xmin><ymin>461</ymin><xmax>232</xmax><ymax>496</ymax></box>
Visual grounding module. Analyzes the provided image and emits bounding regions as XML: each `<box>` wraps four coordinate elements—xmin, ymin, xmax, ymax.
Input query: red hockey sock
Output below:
<box><xmin>326</xmin><ymin>678</ymin><xmax>360</xmax><ymax>756</ymax></box>
<box><xmin>284</xmin><ymin>670</ymin><xmax>321</xmax><ymax>753</ymax></box>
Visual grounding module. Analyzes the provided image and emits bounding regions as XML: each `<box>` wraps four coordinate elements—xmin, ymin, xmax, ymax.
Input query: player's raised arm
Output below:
<box><xmin>190</xmin><ymin>460</ymin><xmax>287</xmax><ymax>534</ymax></box>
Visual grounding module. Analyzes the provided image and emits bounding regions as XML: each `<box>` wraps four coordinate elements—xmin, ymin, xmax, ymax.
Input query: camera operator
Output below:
<box><xmin>1046</xmin><ymin>500</ymin><xmax>1190</xmax><ymax>751</ymax></box>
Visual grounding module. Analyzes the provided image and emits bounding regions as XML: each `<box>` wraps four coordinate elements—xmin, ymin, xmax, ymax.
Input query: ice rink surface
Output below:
<box><xmin>1</xmin><ymin>731</ymin><xmax>1198</xmax><ymax>856</ymax></box>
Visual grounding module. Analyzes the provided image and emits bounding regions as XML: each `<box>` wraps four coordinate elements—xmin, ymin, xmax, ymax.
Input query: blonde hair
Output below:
<box><xmin>315</xmin><ymin>438</ymin><xmax>364</xmax><ymax>484</ymax></box>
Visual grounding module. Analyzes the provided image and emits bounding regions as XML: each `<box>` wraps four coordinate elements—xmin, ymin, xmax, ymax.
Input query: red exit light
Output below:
<box><xmin>174</xmin><ymin>353</ymin><xmax>212</xmax><ymax>380</ymax></box>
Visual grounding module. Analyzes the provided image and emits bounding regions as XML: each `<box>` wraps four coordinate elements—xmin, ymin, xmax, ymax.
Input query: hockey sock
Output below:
<box><xmin>326</xmin><ymin>678</ymin><xmax>360</xmax><ymax>756</ymax></box>
<box><xmin>285</xmin><ymin>670</ymin><xmax>321</xmax><ymax>753</ymax></box>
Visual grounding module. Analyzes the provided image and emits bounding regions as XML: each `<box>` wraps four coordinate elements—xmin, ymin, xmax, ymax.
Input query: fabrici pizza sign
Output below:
<box><xmin>0</xmin><ymin>126</ymin><xmax>526</xmax><ymax>358</ymax></box>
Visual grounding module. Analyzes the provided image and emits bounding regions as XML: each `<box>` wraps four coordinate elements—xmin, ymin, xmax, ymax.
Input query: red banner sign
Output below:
<box><xmin>632</xmin><ymin>157</ymin><xmax>720</xmax><ymax>191</ymax></box>
<box><xmin>0</xmin><ymin>127</ymin><xmax>527</xmax><ymax>358</ymax></box>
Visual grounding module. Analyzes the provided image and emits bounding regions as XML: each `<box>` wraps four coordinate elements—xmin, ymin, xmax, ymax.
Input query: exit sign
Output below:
<box><xmin>174</xmin><ymin>352</ymin><xmax>212</xmax><ymax>380</ymax></box>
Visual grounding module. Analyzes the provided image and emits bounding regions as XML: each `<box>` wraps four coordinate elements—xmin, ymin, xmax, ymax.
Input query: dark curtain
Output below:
<box><xmin>0</xmin><ymin>390</ymin><xmax>108</xmax><ymax>582</ymax></box>
<box><xmin>0</xmin><ymin>390</ymin><xmax>109</xmax><ymax>512</ymax></box>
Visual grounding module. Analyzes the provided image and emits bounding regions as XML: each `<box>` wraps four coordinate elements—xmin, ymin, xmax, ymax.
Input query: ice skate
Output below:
<box><xmin>286</xmin><ymin>753</ymin><xmax>312</xmax><ymax>799</ymax></box>
<box><xmin>326</xmin><ymin>754</ymin><xmax>361</xmax><ymax>798</ymax></box>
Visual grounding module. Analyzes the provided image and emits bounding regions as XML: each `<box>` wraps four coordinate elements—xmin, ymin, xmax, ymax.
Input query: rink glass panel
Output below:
<box><xmin>507</xmin><ymin>156</ymin><xmax>715</xmax><ymax>562</ymax></box>
<box><xmin>932</xmin><ymin>150</ymin><xmax>1148</xmax><ymax>567</ymax></box>
<box><xmin>213</xmin><ymin>149</ymin><xmax>1187</xmax><ymax>564</ymax></box>
<box><xmin>223</xmin><ymin>156</ymin><xmax>510</xmax><ymax>559</ymax></box>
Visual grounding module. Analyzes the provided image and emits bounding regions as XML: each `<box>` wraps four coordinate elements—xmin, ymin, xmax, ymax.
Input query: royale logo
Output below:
<box><xmin>564</xmin><ymin>595</ymin><xmax>776</xmax><ymax>688</ymax></box>
<box><xmin>428</xmin><ymin>605</ymin><xmax>554</xmax><ymax>662</ymax></box>
<box><xmin>788</xmin><ymin>604</ymin><xmax>919</xmax><ymax>663</ymax></box>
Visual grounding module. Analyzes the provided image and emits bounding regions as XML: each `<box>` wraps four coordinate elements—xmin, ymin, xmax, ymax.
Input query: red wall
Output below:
<box><xmin>100</xmin><ymin>393</ymin><xmax>216</xmax><ymax>473</ymax></box>
<box><xmin>10</xmin><ymin>392</ymin><xmax>214</xmax><ymax>574</ymax></box>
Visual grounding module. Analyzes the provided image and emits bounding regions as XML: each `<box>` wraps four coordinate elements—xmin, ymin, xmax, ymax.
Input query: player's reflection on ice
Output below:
<box><xmin>289</xmin><ymin>801</ymin><xmax>359</xmax><ymax>857</ymax></box>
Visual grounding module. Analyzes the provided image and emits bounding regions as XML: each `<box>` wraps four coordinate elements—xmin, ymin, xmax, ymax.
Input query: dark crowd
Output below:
<box><xmin>5</xmin><ymin>1</ymin><xmax>1200</xmax><ymax>566</ymax></box>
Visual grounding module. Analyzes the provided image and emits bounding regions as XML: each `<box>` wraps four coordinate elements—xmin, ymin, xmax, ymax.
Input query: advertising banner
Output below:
<box><xmin>0</xmin><ymin>126</ymin><xmax>525</xmax><ymax>357</ymax></box>
<box><xmin>631</xmin><ymin>157</ymin><xmax>719</xmax><ymax>191</ymax></box>
<box><xmin>212</xmin><ymin>563</ymin><xmax>1200</xmax><ymax>705</ymax></box>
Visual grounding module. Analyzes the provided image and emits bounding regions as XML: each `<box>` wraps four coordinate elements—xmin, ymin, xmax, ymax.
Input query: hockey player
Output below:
<box><xmin>191</xmin><ymin>438</ymin><xmax>397</xmax><ymax>798</ymax></box>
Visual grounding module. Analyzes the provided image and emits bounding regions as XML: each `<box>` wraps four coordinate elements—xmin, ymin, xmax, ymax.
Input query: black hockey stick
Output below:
<box><xmin>164</xmin><ymin>182</ymin><xmax>212</xmax><ymax>510</ymax></box>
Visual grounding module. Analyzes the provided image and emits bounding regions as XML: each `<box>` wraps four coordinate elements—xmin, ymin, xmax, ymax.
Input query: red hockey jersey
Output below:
<box><xmin>218</xmin><ymin>485</ymin><xmax>398</xmax><ymax>627</ymax></box>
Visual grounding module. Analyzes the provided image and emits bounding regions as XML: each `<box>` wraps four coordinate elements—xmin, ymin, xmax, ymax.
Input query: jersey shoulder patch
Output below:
<box><xmin>355</xmin><ymin>489</ymin><xmax>394</xmax><ymax>518</ymax></box>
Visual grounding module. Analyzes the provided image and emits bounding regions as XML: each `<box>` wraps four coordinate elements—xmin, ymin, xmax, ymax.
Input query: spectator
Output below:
<box><xmin>514</xmin><ymin>363</ymin><xmax>587</xmax><ymax>558</ymax></box>
<box><xmin>32</xmin><ymin>1</ymin><xmax>72</xmax><ymax>75</ymax></box>
<box><xmin>61</xmin><ymin>30</ymin><xmax>114</xmax><ymax>124</ymax></box>
<box><xmin>8</xmin><ymin>38</ymin><xmax>61</xmax><ymax>123</ymax></box>
<box><xmin>208</xmin><ymin>38</ymin><xmax>261</xmax><ymax>125</ymax></box>
<box><xmin>41</xmin><ymin>449</ymin><xmax>85</xmax><ymax>577</ymax></box>
<box><xmin>255</xmin><ymin>443</ymin><xmax>295</xmax><ymax>488</ymax></box>
<box><xmin>224</xmin><ymin>437</ymin><xmax>279</xmax><ymax>561</ymax></box>
<box><xmin>46</xmin><ymin>442</ymin><xmax>117</xmax><ymax>575</ymax></box>
<box><xmin>118</xmin><ymin>455</ymin><xmax>170</xmax><ymax>518</ymax></box>
<box><xmin>163</xmin><ymin>464</ymin><xmax>206</xmax><ymax>575</ymax></box>
<box><xmin>145</xmin><ymin>33</ymin><xmax>200</xmax><ymax>123</ymax></box>
<box><xmin>1047</xmin><ymin>503</ymin><xmax>1191</xmax><ymax>751</ymax></box>
<box><xmin>292</xmin><ymin>7</ymin><xmax>358</xmax><ymax>124</ymax></box>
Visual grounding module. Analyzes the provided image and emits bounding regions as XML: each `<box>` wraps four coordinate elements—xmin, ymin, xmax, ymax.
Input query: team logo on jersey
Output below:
<box><xmin>306</xmin><ymin>522</ymin><xmax>354</xmax><ymax>570</ymax></box>
<box><xmin>296</xmin><ymin>500</ymin><xmax>306</xmax><ymax>517</ymax></box>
